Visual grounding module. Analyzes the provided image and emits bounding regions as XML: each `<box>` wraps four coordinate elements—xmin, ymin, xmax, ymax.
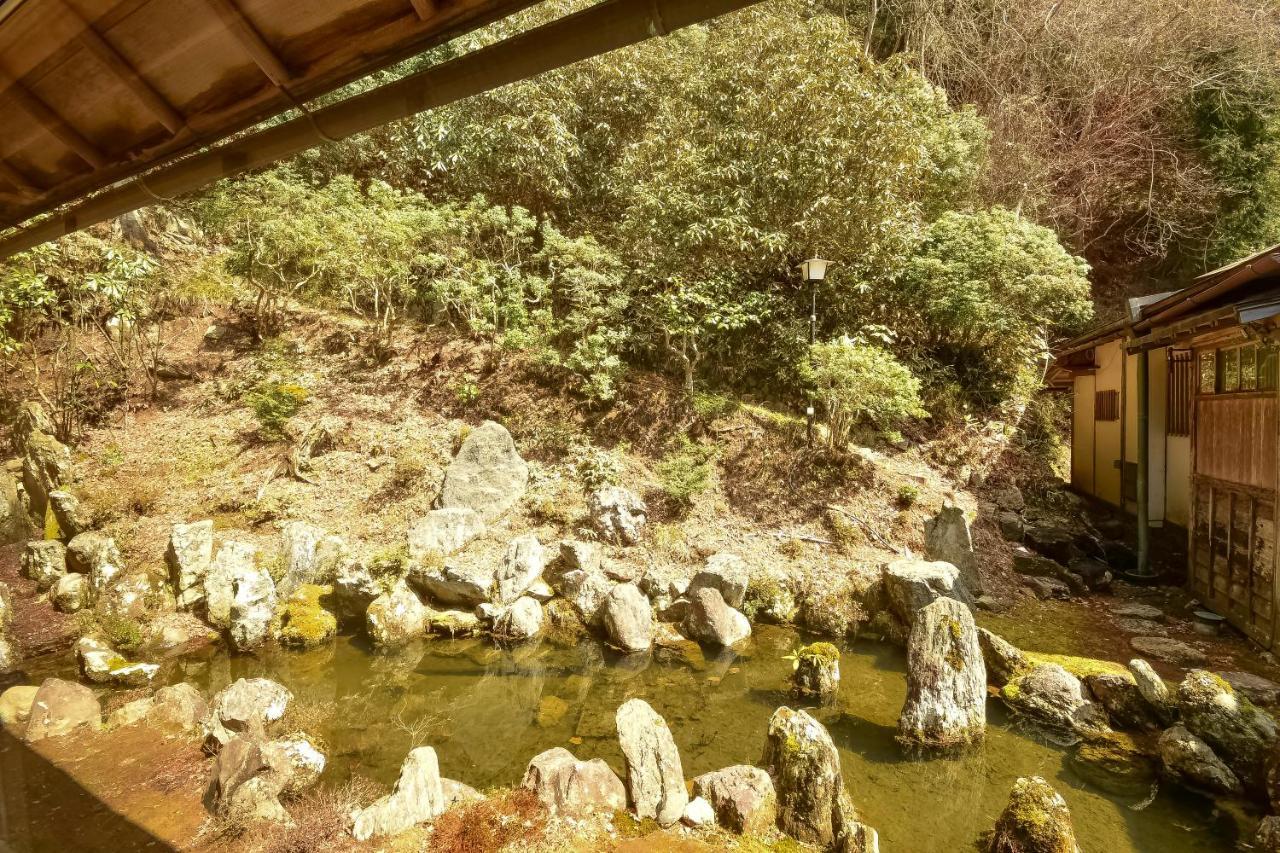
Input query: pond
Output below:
<box><xmin>17</xmin><ymin>625</ymin><xmax>1250</xmax><ymax>851</ymax></box>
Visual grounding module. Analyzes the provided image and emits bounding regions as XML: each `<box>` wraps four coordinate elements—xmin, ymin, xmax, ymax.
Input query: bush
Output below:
<box><xmin>656</xmin><ymin>435</ymin><xmax>716</xmax><ymax>510</ymax></box>
<box><xmin>896</xmin><ymin>484</ymin><xmax>920</xmax><ymax>508</ymax></box>
<box><xmin>568</xmin><ymin>440</ymin><xmax>623</xmax><ymax>490</ymax></box>
<box><xmin>802</xmin><ymin>339</ymin><xmax>927</xmax><ymax>445</ymax></box>
<box><xmin>247</xmin><ymin>381</ymin><xmax>309</xmax><ymax>441</ymax></box>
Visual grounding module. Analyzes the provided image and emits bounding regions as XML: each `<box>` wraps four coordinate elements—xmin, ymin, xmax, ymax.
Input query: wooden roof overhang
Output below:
<box><xmin>0</xmin><ymin>0</ymin><xmax>761</xmax><ymax>258</ymax></box>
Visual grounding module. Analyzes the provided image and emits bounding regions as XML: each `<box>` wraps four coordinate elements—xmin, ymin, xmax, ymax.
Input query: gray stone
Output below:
<box><xmin>47</xmin><ymin>490</ymin><xmax>90</xmax><ymax>538</ymax></box>
<box><xmin>331</xmin><ymin>558</ymin><xmax>381</xmax><ymax>625</ymax></box>
<box><xmin>204</xmin><ymin>540</ymin><xmax>258</xmax><ymax>629</ymax></box>
<box><xmin>493</xmin><ymin>534</ymin><xmax>545</xmax><ymax>605</ymax></box>
<box><xmin>24</xmin><ymin>677</ymin><xmax>100</xmax><ymax>742</ymax></box>
<box><xmin>76</xmin><ymin>637</ymin><xmax>158</xmax><ymax>687</ymax></box>
<box><xmin>367</xmin><ymin>579</ymin><xmax>429</xmax><ymax>648</ymax></box>
<box><xmin>409</xmin><ymin>508</ymin><xmax>485</xmax><ymax>560</ymax></box>
<box><xmin>1219</xmin><ymin>671</ymin><xmax>1280</xmax><ymax>706</ymax></box>
<box><xmin>208</xmin><ymin>737</ymin><xmax>290</xmax><ymax>824</ymax></box>
<box><xmin>995</xmin><ymin>485</ymin><xmax>1024</xmax><ymax>512</ymax></box>
<box><xmin>692</xmin><ymin>765</ymin><xmax>777</xmax><ymax>835</ymax></box>
<box><xmin>1086</xmin><ymin>673</ymin><xmax>1159</xmax><ymax>730</ymax></box>
<box><xmin>923</xmin><ymin>505</ymin><xmax>981</xmax><ymax>594</ymax></box>
<box><xmin>603</xmin><ymin>582</ymin><xmax>653</xmax><ymax>652</ymax></box>
<box><xmin>438</xmin><ymin>420</ymin><xmax>529</xmax><ymax>522</ymax></box>
<box><xmin>558</xmin><ymin>539</ymin><xmax>602</xmax><ymax>574</ymax></box>
<box><xmin>616</xmin><ymin>698</ymin><xmax>687</xmax><ymax>827</ymax></box>
<box><xmin>988</xmin><ymin>776</ymin><xmax>1080</xmax><ymax>853</ymax></box>
<box><xmin>898</xmin><ymin>597</ymin><xmax>986</xmax><ymax>748</ymax></box>
<box><xmin>997</xmin><ymin>511</ymin><xmax>1024</xmax><ymax>542</ymax></box>
<box><xmin>1000</xmin><ymin>664</ymin><xmax>1109</xmax><ymax>736</ymax></box>
<box><xmin>277</xmin><ymin>520</ymin><xmax>327</xmax><ymax>598</ymax></box>
<box><xmin>977</xmin><ymin>628</ymin><xmax>1030</xmax><ymax>687</ymax></box>
<box><xmin>1128</xmin><ymin>658</ymin><xmax>1175</xmax><ymax>724</ymax></box>
<box><xmin>107</xmin><ymin>697</ymin><xmax>154</xmax><ymax>730</ymax></box>
<box><xmin>441</xmin><ymin>778</ymin><xmax>483</xmax><ymax>809</ymax></box>
<box><xmin>13</xmin><ymin>402</ymin><xmax>55</xmax><ymax>452</ymax></box>
<box><xmin>1158</xmin><ymin>724</ymin><xmax>1243</xmax><ymax>796</ymax></box>
<box><xmin>352</xmin><ymin>746</ymin><xmax>447</xmax><ymax>840</ymax></box>
<box><xmin>21</xmin><ymin>431</ymin><xmax>72</xmax><ymax>518</ymax></box>
<box><xmin>66</xmin><ymin>531</ymin><xmax>124</xmax><ymax>592</ymax></box>
<box><xmin>559</xmin><ymin>568</ymin><xmax>612</xmax><ymax>628</ymax></box>
<box><xmin>229</xmin><ymin>565</ymin><xmax>277</xmax><ymax>651</ymax></box>
<box><xmin>0</xmin><ymin>636</ymin><xmax>15</xmax><ymax>674</ymax></box>
<box><xmin>0</xmin><ymin>580</ymin><xmax>10</xmax><ymax>630</ymax></box>
<box><xmin>682</xmin><ymin>587</ymin><xmax>751</xmax><ymax>648</ymax></box>
<box><xmin>204</xmin><ymin>677</ymin><xmax>292</xmax><ymax>753</ymax></box>
<box><xmin>761</xmin><ymin>706</ymin><xmax>865</xmax><ymax>849</ymax></box>
<box><xmin>52</xmin><ymin>572</ymin><xmax>89</xmax><ymax>613</ymax></box>
<box><xmin>146</xmin><ymin>683</ymin><xmax>208</xmax><ymax>737</ymax></box>
<box><xmin>167</xmin><ymin>520</ymin><xmax>213</xmax><ymax>609</ymax></box>
<box><xmin>792</xmin><ymin>643</ymin><xmax>841</xmax><ymax>702</ymax></box>
<box><xmin>410</xmin><ymin>559</ymin><xmax>494</xmax><ymax>609</ymax></box>
<box><xmin>882</xmin><ymin>558</ymin><xmax>973</xmax><ymax>627</ymax></box>
<box><xmin>1112</xmin><ymin>602</ymin><xmax>1164</xmax><ymax>622</ymax></box>
<box><xmin>21</xmin><ymin>540</ymin><xmax>65</xmax><ymax>591</ymax></box>
<box><xmin>494</xmin><ymin>596</ymin><xmax>543</xmax><ymax>642</ymax></box>
<box><xmin>1131</xmin><ymin>636</ymin><xmax>1207</xmax><ymax>668</ymax></box>
<box><xmin>0</xmin><ymin>685</ymin><xmax>39</xmax><ymax>729</ymax></box>
<box><xmin>682</xmin><ymin>796</ymin><xmax>715</xmax><ymax>828</ymax></box>
<box><xmin>1255</xmin><ymin>817</ymin><xmax>1280</xmax><ymax>853</ymax></box>
<box><xmin>589</xmin><ymin>486</ymin><xmax>648</xmax><ymax>545</ymax></box>
<box><xmin>521</xmin><ymin>746</ymin><xmax>627</xmax><ymax>817</ymax></box>
<box><xmin>1178</xmin><ymin>669</ymin><xmax>1277</xmax><ymax>790</ymax></box>
<box><xmin>261</xmin><ymin>736</ymin><xmax>326</xmax><ymax>796</ymax></box>
<box><xmin>689</xmin><ymin>552</ymin><xmax>749</xmax><ymax>609</ymax></box>
<box><xmin>1021</xmin><ymin>575</ymin><xmax>1072</xmax><ymax>600</ymax></box>
<box><xmin>0</xmin><ymin>470</ymin><xmax>23</xmax><ymax>544</ymax></box>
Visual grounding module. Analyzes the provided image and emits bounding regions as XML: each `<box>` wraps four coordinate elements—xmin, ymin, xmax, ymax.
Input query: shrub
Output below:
<box><xmin>247</xmin><ymin>381</ymin><xmax>309</xmax><ymax>441</ymax></box>
<box><xmin>802</xmin><ymin>339</ymin><xmax>927</xmax><ymax>445</ymax></box>
<box><xmin>656</xmin><ymin>435</ymin><xmax>716</xmax><ymax>510</ymax></box>
<box><xmin>896</xmin><ymin>484</ymin><xmax>920</xmax><ymax>508</ymax></box>
<box><xmin>369</xmin><ymin>544</ymin><xmax>410</xmax><ymax>578</ymax></box>
<box><xmin>568</xmin><ymin>440</ymin><xmax>623</xmax><ymax>490</ymax></box>
<box><xmin>453</xmin><ymin>378</ymin><xmax>480</xmax><ymax>407</ymax></box>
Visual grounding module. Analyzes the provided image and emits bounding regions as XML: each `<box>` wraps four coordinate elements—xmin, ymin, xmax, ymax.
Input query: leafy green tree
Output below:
<box><xmin>801</xmin><ymin>339</ymin><xmax>927</xmax><ymax>445</ymax></box>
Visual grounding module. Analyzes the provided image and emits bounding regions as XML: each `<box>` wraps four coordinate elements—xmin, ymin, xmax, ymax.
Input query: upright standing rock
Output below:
<box><xmin>366</xmin><ymin>579</ymin><xmax>429</xmax><ymax>649</ymax></box>
<box><xmin>682</xmin><ymin>586</ymin><xmax>751</xmax><ymax>647</ymax></box>
<box><xmin>352</xmin><ymin>746</ymin><xmax>447</xmax><ymax>840</ymax></box>
<box><xmin>438</xmin><ymin>420</ymin><xmax>529</xmax><ymax>522</ymax></box>
<box><xmin>882</xmin><ymin>558</ymin><xmax>973</xmax><ymax>627</ymax></box>
<box><xmin>616</xmin><ymin>698</ymin><xmax>688</xmax><ymax>827</ymax></box>
<box><xmin>21</xmin><ymin>431</ymin><xmax>72</xmax><ymax>519</ymax></box>
<box><xmin>1128</xmin><ymin>658</ymin><xmax>1175</xmax><ymax>724</ymax></box>
<box><xmin>898</xmin><ymin>597</ymin><xmax>986</xmax><ymax>748</ymax></box>
<box><xmin>167</xmin><ymin>520</ymin><xmax>214</xmax><ymax>609</ymax></box>
<box><xmin>791</xmin><ymin>642</ymin><xmax>841</xmax><ymax>702</ymax></box>
<box><xmin>229</xmin><ymin>566</ymin><xmax>277</xmax><ymax>651</ymax></box>
<box><xmin>761</xmin><ymin>706</ymin><xmax>874</xmax><ymax>849</ymax></box>
<box><xmin>493</xmin><ymin>534</ymin><xmax>545</xmax><ymax>605</ymax></box>
<box><xmin>277</xmin><ymin>520</ymin><xmax>327</xmax><ymax>598</ymax></box>
<box><xmin>204</xmin><ymin>541</ymin><xmax>258</xmax><ymax>629</ymax></box>
<box><xmin>21</xmin><ymin>540</ymin><xmax>66</xmax><ymax>591</ymax></box>
<box><xmin>66</xmin><ymin>532</ymin><xmax>124</xmax><ymax>592</ymax></box>
<box><xmin>204</xmin><ymin>678</ymin><xmax>292</xmax><ymax>753</ymax></box>
<box><xmin>603</xmin><ymin>583</ymin><xmax>653</xmax><ymax>652</ymax></box>
<box><xmin>988</xmin><ymin>776</ymin><xmax>1080</xmax><ymax>853</ymax></box>
<box><xmin>923</xmin><ymin>505</ymin><xmax>982</xmax><ymax>594</ymax></box>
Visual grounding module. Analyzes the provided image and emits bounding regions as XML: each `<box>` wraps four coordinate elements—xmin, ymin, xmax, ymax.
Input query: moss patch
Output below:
<box><xmin>1024</xmin><ymin>652</ymin><xmax>1128</xmax><ymax>680</ymax></box>
<box><xmin>277</xmin><ymin>584</ymin><xmax>338</xmax><ymax>649</ymax></box>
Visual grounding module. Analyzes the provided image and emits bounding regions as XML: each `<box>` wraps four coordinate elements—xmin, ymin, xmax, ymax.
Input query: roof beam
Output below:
<box><xmin>0</xmin><ymin>68</ymin><xmax>106</xmax><ymax>169</ymax></box>
<box><xmin>408</xmin><ymin>0</ymin><xmax>436</xmax><ymax>21</ymax></box>
<box><xmin>0</xmin><ymin>0</ymin><xmax>761</xmax><ymax>260</ymax></box>
<box><xmin>0</xmin><ymin>158</ymin><xmax>38</xmax><ymax>199</ymax></box>
<box><xmin>60</xmin><ymin>0</ymin><xmax>186</xmax><ymax>135</ymax></box>
<box><xmin>202</xmin><ymin>0</ymin><xmax>293</xmax><ymax>87</ymax></box>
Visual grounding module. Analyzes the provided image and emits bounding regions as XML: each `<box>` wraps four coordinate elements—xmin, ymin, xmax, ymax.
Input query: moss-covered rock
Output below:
<box><xmin>1000</xmin><ymin>664</ymin><xmax>1110</xmax><ymax>737</ymax></box>
<box><xmin>1069</xmin><ymin>731</ymin><xmax>1157</xmax><ymax>796</ymax></box>
<box><xmin>276</xmin><ymin>584</ymin><xmax>338</xmax><ymax>649</ymax></box>
<box><xmin>898</xmin><ymin>597</ymin><xmax>986</xmax><ymax>749</ymax></box>
<box><xmin>791</xmin><ymin>642</ymin><xmax>841</xmax><ymax>701</ymax></box>
<box><xmin>1178</xmin><ymin>669</ymin><xmax>1277</xmax><ymax>793</ymax></box>
<box><xmin>977</xmin><ymin>628</ymin><xmax>1031</xmax><ymax>687</ymax></box>
<box><xmin>988</xmin><ymin>776</ymin><xmax>1080</xmax><ymax>853</ymax></box>
<box><xmin>1024</xmin><ymin>652</ymin><xmax>1128</xmax><ymax>680</ymax></box>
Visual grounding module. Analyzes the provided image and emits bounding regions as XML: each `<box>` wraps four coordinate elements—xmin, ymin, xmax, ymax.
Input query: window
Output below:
<box><xmin>1095</xmin><ymin>389</ymin><xmax>1119</xmax><ymax>421</ymax></box>
<box><xmin>1200</xmin><ymin>351</ymin><xmax>1216</xmax><ymax>392</ymax></box>
<box><xmin>1202</xmin><ymin>343</ymin><xmax>1279</xmax><ymax>394</ymax></box>
<box><xmin>1220</xmin><ymin>347</ymin><xmax>1240</xmax><ymax>392</ymax></box>
<box><xmin>1168</xmin><ymin>350</ymin><xmax>1194</xmax><ymax>436</ymax></box>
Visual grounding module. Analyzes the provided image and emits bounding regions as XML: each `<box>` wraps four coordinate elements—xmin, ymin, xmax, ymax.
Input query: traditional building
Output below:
<box><xmin>1050</xmin><ymin>244</ymin><xmax>1280</xmax><ymax>648</ymax></box>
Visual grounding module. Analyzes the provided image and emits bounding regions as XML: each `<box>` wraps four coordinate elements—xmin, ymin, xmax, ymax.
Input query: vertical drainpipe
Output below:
<box><xmin>1136</xmin><ymin>347</ymin><xmax>1151</xmax><ymax>575</ymax></box>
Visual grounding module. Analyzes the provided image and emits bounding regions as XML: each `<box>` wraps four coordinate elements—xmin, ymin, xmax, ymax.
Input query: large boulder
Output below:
<box><xmin>977</xmin><ymin>628</ymin><xmax>1030</xmax><ymax>687</ymax></box>
<box><xmin>760</xmin><ymin>706</ymin><xmax>872</xmax><ymax>849</ymax></box>
<box><xmin>21</xmin><ymin>539</ymin><xmax>66</xmax><ymax>591</ymax></box>
<box><xmin>682</xmin><ymin>587</ymin><xmax>751</xmax><ymax>648</ymax></box>
<box><xmin>1158</xmin><ymin>724</ymin><xmax>1243</xmax><ymax>797</ymax></box>
<box><xmin>76</xmin><ymin>637</ymin><xmax>158</xmax><ymax>687</ymax></box>
<box><xmin>520</xmin><ymin>747</ymin><xmax>627</xmax><ymax>817</ymax></box>
<box><xmin>366</xmin><ymin>579</ymin><xmax>429</xmax><ymax>648</ymax></box>
<box><xmin>494</xmin><ymin>596</ymin><xmax>543</xmax><ymax>642</ymax></box>
<box><xmin>558</xmin><ymin>567</ymin><xmax>612</xmax><ymax>628</ymax></box>
<box><xmin>276</xmin><ymin>583</ymin><xmax>338</xmax><ymax>649</ymax></box>
<box><xmin>923</xmin><ymin>505</ymin><xmax>981</xmax><ymax>594</ymax></box>
<box><xmin>616</xmin><ymin>698</ymin><xmax>688</xmax><ymax>827</ymax></box>
<box><xmin>352</xmin><ymin>746</ymin><xmax>447</xmax><ymax>841</ymax></box>
<box><xmin>898</xmin><ymin>597</ymin><xmax>986</xmax><ymax>749</ymax></box>
<box><xmin>589</xmin><ymin>486</ymin><xmax>648</xmax><ymax>545</ymax></box>
<box><xmin>66</xmin><ymin>531</ymin><xmax>124</xmax><ymax>592</ymax></box>
<box><xmin>493</xmin><ymin>534</ymin><xmax>545</xmax><ymax>606</ymax></box>
<box><xmin>988</xmin><ymin>776</ymin><xmax>1080</xmax><ymax>853</ymax></box>
<box><xmin>688</xmin><ymin>552</ymin><xmax>749</xmax><ymax>609</ymax></box>
<box><xmin>21</xmin><ymin>430</ymin><xmax>72</xmax><ymax>518</ymax></box>
<box><xmin>203</xmin><ymin>677</ymin><xmax>292</xmax><ymax>753</ymax></box>
<box><xmin>276</xmin><ymin>520</ymin><xmax>328</xmax><ymax>598</ymax></box>
<box><xmin>52</xmin><ymin>572</ymin><xmax>89</xmax><ymax>613</ymax></box>
<box><xmin>408</xmin><ymin>508</ymin><xmax>485</xmax><ymax>560</ymax></box>
<box><xmin>146</xmin><ymin>683</ymin><xmax>209</xmax><ymax>737</ymax></box>
<box><xmin>438</xmin><ymin>420</ymin><xmax>529</xmax><ymax>522</ymax></box>
<box><xmin>24</xmin><ymin>677</ymin><xmax>100</xmax><ymax>742</ymax></box>
<box><xmin>229</xmin><ymin>565</ymin><xmax>278</xmax><ymax>651</ymax></box>
<box><xmin>1177</xmin><ymin>669</ymin><xmax>1277</xmax><ymax>790</ymax></box>
<box><xmin>1000</xmin><ymin>664</ymin><xmax>1108</xmax><ymax>736</ymax></box>
<box><xmin>166</xmin><ymin>520</ymin><xmax>214</xmax><ymax>609</ymax></box>
<box><xmin>1128</xmin><ymin>658</ymin><xmax>1175</xmax><ymax>724</ymax></box>
<box><xmin>603</xmin><ymin>583</ymin><xmax>653</xmax><ymax>653</ymax></box>
<box><xmin>47</xmin><ymin>490</ymin><xmax>89</xmax><ymax>539</ymax></box>
<box><xmin>882</xmin><ymin>558</ymin><xmax>973</xmax><ymax>627</ymax></box>
<box><xmin>207</xmin><ymin>737</ymin><xmax>290</xmax><ymax>824</ymax></box>
<box><xmin>691</xmin><ymin>765</ymin><xmax>777</xmax><ymax>836</ymax></box>
<box><xmin>204</xmin><ymin>540</ymin><xmax>259</xmax><ymax>629</ymax></box>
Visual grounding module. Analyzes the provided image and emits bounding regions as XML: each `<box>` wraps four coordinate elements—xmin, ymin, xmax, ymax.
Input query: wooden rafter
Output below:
<box><xmin>0</xmin><ymin>158</ymin><xmax>38</xmax><ymax>199</ymax></box>
<box><xmin>202</xmin><ymin>0</ymin><xmax>293</xmax><ymax>88</ymax></box>
<box><xmin>0</xmin><ymin>68</ymin><xmax>106</xmax><ymax>169</ymax></box>
<box><xmin>409</xmin><ymin>0</ymin><xmax>436</xmax><ymax>20</ymax></box>
<box><xmin>60</xmin><ymin>0</ymin><xmax>185</xmax><ymax>134</ymax></box>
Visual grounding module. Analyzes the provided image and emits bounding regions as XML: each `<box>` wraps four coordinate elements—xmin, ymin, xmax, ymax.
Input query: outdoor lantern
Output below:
<box><xmin>801</xmin><ymin>258</ymin><xmax>829</xmax><ymax>282</ymax></box>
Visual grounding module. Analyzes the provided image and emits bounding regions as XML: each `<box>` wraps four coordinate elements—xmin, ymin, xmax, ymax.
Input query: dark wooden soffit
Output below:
<box><xmin>0</xmin><ymin>0</ymin><xmax>537</xmax><ymax>229</ymax></box>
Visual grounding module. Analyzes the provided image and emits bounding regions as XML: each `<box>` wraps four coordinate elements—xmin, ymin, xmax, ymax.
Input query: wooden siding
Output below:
<box><xmin>1191</xmin><ymin>479</ymin><xmax>1276</xmax><ymax>646</ymax></box>
<box><xmin>1194</xmin><ymin>395</ymin><xmax>1278</xmax><ymax>490</ymax></box>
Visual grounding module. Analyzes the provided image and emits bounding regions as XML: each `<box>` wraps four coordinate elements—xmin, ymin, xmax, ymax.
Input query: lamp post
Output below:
<box><xmin>800</xmin><ymin>258</ymin><xmax>829</xmax><ymax>445</ymax></box>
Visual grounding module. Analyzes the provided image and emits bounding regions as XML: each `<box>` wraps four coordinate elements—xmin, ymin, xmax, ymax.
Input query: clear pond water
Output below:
<box><xmin>21</xmin><ymin>625</ymin><xmax>1251</xmax><ymax>850</ymax></box>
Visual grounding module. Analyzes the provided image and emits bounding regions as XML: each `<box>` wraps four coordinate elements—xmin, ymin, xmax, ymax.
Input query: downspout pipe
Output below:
<box><xmin>1135</xmin><ymin>349</ymin><xmax>1152</xmax><ymax>576</ymax></box>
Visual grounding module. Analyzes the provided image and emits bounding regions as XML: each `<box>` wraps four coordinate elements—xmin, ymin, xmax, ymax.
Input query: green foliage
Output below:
<box><xmin>247</xmin><ymin>381</ymin><xmax>309</xmax><ymax>441</ymax></box>
<box><xmin>369</xmin><ymin>544</ymin><xmax>410</xmax><ymax>579</ymax></box>
<box><xmin>98</xmin><ymin>613</ymin><xmax>144</xmax><ymax>654</ymax></box>
<box><xmin>568</xmin><ymin>440</ymin><xmax>623</xmax><ymax>490</ymax></box>
<box><xmin>801</xmin><ymin>340</ymin><xmax>927</xmax><ymax>445</ymax></box>
<box><xmin>896</xmin><ymin>484</ymin><xmax>920</xmax><ymax>509</ymax></box>
<box><xmin>890</xmin><ymin>208</ymin><xmax>1092</xmax><ymax>409</ymax></box>
<box><xmin>453</xmin><ymin>378</ymin><xmax>480</xmax><ymax>407</ymax></box>
<box><xmin>655</xmin><ymin>435</ymin><xmax>716</xmax><ymax>510</ymax></box>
